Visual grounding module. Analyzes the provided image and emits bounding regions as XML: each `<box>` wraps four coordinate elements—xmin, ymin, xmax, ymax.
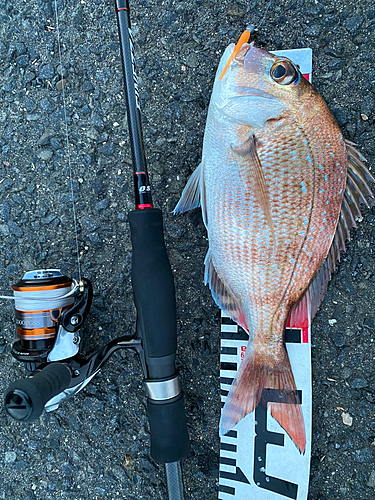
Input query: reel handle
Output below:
<box><xmin>4</xmin><ymin>363</ymin><xmax>72</xmax><ymax>422</ymax></box>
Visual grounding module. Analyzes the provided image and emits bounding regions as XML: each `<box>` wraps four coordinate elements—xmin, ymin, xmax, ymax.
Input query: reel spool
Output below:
<box><xmin>12</xmin><ymin>269</ymin><xmax>74</xmax><ymax>363</ymax></box>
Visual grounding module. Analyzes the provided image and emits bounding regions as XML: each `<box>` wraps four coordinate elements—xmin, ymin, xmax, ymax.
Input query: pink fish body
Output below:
<box><xmin>174</xmin><ymin>41</ymin><xmax>373</xmax><ymax>453</ymax></box>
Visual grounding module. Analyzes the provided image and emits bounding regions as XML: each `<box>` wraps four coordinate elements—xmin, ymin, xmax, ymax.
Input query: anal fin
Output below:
<box><xmin>204</xmin><ymin>249</ymin><xmax>248</xmax><ymax>331</ymax></box>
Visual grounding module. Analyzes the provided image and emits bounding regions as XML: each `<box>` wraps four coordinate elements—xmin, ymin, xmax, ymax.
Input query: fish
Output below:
<box><xmin>174</xmin><ymin>33</ymin><xmax>374</xmax><ymax>454</ymax></box>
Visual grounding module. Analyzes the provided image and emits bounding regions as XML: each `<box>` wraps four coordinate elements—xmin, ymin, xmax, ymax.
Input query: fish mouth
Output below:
<box><xmin>215</xmin><ymin>89</ymin><xmax>276</xmax><ymax>113</ymax></box>
<box><xmin>233</xmin><ymin>86</ymin><xmax>277</xmax><ymax>100</ymax></box>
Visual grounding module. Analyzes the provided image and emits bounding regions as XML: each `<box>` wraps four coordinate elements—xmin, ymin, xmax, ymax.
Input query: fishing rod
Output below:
<box><xmin>3</xmin><ymin>0</ymin><xmax>191</xmax><ymax>498</ymax></box>
<box><xmin>115</xmin><ymin>0</ymin><xmax>191</xmax><ymax>492</ymax></box>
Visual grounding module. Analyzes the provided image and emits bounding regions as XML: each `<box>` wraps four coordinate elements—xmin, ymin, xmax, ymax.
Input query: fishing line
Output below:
<box><xmin>0</xmin><ymin>294</ymin><xmax>17</xmax><ymax>300</ymax></box>
<box><xmin>0</xmin><ymin>280</ymin><xmax>80</xmax><ymax>301</ymax></box>
<box><xmin>255</xmin><ymin>1</ymin><xmax>273</xmax><ymax>31</ymax></box>
<box><xmin>53</xmin><ymin>0</ymin><xmax>82</xmax><ymax>283</ymax></box>
<box><xmin>13</xmin><ymin>286</ymin><xmax>74</xmax><ymax>311</ymax></box>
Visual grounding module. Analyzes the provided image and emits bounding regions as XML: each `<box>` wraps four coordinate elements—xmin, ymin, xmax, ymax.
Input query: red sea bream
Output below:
<box><xmin>174</xmin><ymin>36</ymin><xmax>374</xmax><ymax>453</ymax></box>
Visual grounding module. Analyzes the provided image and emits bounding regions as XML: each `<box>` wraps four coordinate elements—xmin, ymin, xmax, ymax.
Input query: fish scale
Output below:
<box><xmin>174</xmin><ymin>40</ymin><xmax>373</xmax><ymax>454</ymax></box>
<box><xmin>209</xmin><ymin>122</ymin><xmax>336</xmax><ymax>313</ymax></box>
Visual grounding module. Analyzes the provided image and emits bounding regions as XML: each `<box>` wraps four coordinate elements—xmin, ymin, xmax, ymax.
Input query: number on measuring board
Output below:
<box><xmin>220</xmin><ymin>317</ymin><xmax>307</xmax><ymax>499</ymax></box>
<box><xmin>253</xmin><ymin>388</ymin><xmax>302</xmax><ymax>499</ymax></box>
<box><xmin>219</xmin><ymin>388</ymin><xmax>302</xmax><ymax>499</ymax></box>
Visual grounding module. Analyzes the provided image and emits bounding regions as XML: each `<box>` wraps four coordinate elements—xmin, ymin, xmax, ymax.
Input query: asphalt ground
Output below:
<box><xmin>0</xmin><ymin>0</ymin><xmax>375</xmax><ymax>499</ymax></box>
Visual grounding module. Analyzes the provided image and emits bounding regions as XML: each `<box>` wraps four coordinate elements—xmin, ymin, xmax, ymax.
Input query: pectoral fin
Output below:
<box><xmin>232</xmin><ymin>135</ymin><xmax>276</xmax><ymax>245</ymax></box>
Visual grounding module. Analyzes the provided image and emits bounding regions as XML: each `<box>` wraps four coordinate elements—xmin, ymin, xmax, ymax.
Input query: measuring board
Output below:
<box><xmin>218</xmin><ymin>48</ymin><xmax>313</xmax><ymax>500</ymax></box>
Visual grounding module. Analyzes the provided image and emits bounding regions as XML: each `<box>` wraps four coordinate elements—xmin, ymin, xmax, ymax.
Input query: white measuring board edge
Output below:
<box><xmin>218</xmin><ymin>47</ymin><xmax>313</xmax><ymax>500</ymax></box>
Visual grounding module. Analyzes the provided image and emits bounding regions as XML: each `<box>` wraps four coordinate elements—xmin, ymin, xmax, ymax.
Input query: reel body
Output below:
<box><xmin>12</xmin><ymin>270</ymin><xmax>75</xmax><ymax>363</ymax></box>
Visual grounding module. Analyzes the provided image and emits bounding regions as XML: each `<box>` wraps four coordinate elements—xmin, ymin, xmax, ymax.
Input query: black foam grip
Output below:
<box><xmin>128</xmin><ymin>209</ymin><xmax>176</xmax><ymax>361</ymax></box>
<box><xmin>4</xmin><ymin>363</ymin><xmax>72</xmax><ymax>422</ymax></box>
<box><xmin>147</xmin><ymin>393</ymin><xmax>191</xmax><ymax>464</ymax></box>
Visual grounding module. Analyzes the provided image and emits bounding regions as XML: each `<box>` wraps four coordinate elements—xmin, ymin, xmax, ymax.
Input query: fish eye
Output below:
<box><xmin>270</xmin><ymin>59</ymin><xmax>299</xmax><ymax>85</ymax></box>
<box><xmin>272</xmin><ymin>64</ymin><xmax>286</xmax><ymax>79</ymax></box>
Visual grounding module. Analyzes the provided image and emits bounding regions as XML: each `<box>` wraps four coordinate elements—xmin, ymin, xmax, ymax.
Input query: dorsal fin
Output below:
<box><xmin>290</xmin><ymin>141</ymin><xmax>374</xmax><ymax>324</ymax></box>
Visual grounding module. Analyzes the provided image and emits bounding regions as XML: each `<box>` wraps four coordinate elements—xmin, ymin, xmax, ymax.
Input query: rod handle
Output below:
<box><xmin>128</xmin><ymin>208</ymin><xmax>177</xmax><ymax>377</ymax></box>
<box><xmin>147</xmin><ymin>393</ymin><xmax>191</xmax><ymax>464</ymax></box>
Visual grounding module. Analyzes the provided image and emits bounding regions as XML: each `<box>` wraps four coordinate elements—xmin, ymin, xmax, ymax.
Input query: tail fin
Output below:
<box><xmin>220</xmin><ymin>347</ymin><xmax>306</xmax><ymax>454</ymax></box>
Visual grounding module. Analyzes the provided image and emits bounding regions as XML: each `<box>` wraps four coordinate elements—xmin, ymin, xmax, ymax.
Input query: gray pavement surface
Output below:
<box><xmin>0</xmin><ymin>0</ymin><xmax>375</xmax><ymax>498</ymax></box>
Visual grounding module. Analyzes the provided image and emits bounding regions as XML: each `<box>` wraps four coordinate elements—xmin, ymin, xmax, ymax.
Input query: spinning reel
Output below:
<box><xmin>4</xmin><ymin>268</ymin><xmax>139</xmax><ymax>422</ymax></box>
<box><xmin>4</xmin><ymin>264</ymin><xmax>190</xmax><ymax>466</ymax></box>
<box><xmin>11</xmin><ymin>269</ymin><xmax>91</xmax><ymax>366</ymax></box>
